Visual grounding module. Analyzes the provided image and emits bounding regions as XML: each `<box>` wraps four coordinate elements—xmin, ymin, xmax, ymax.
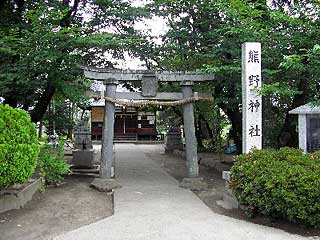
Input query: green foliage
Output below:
<box><xmin>258</xmin><ymin>83</ymin><xmax>302</xmax><ymax>97</ymax></box>
<box><xmin>39</xmin><ymin>140</ymin><xmax>70</xmax><ymax>185</ymax></box>
<box><xmin>230</xmin><ymin>148</ymin><xmax>320</xmax><ymax>227</ymax></box>
<box><xmin>43</xmin><ymin>97</ymin><xmax>77</xmax><ymax>136</ymax></box>
<box><xmin>147</xmin><ymin>0</ymin><xmax>320</xmax><ymax>149</ymax></box>
<box><xmin>0</xmin><ymin>104</ymin><xmax>40</xmax><ymax>188</ymax></box>
<box><xmin>0</xmin><ymin>0</ymin><xmax>146</xmax><ymax>122</ymax></box>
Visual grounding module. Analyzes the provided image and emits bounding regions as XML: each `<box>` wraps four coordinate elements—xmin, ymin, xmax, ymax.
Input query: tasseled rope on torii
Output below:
<box><xmin>89</xmin><ymin>95</ymin><xmax>214</xmax><ymax>107</ymax></box>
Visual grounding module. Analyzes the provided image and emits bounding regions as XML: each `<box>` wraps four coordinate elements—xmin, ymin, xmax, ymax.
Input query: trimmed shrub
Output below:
<box><xmin>0</xmin><ymin>104</ymin><xmax>40</xmax><ymax>189</ymax></box>
<box><xmin>230</xmin><ymin>147</ymin><xmax>320</xmax><ymax>227</ymax></box>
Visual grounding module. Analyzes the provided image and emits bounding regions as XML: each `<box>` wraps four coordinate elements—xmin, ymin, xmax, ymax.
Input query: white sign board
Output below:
<box><xmin>242</xmin><ymin>42</ymin><xmax>262</xmax><ymax>153</ymax></box>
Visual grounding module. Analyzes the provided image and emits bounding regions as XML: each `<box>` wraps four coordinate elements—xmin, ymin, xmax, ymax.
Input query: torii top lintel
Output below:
<box><xmin>82</xmin><ymin>67</ymin><xmax>215</xmax><ymax>82</ymax></box>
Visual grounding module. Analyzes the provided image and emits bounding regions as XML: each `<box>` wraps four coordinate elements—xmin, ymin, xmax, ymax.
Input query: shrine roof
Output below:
<box><xmin>289</xmin><ymin>103</ymin><xmax>320</xmax><ymax>114</ymax></box>
<box><xmin>91</xmin><ymin>99</ymin><xmax>105</xmax><ymax>107</ymax></box>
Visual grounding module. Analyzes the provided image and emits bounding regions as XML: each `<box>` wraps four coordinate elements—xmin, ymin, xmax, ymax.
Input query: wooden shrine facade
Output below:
<box><xmin>91</xmin><ymin>105</ymin><xmax>157</xmax><ymax>140</ymax></box>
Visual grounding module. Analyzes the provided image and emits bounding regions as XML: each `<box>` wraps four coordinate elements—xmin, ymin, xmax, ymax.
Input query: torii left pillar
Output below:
<box><xmin>100</xmin><ymin>79</ymin><xmax>118</xmax><ymax>178</ymax></box>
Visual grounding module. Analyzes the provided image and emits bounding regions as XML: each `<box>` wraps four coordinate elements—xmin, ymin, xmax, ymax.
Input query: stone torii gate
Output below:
<box><xmin>83</xmin><ymin>67</ymin><xmax>214</xmax><ymax>190</ymax></box>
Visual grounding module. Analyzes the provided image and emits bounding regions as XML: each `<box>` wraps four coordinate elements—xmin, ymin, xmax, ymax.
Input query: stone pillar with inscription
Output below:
<box><xmin>242</xmin><ymin>42</ymin><xmax>262</xmax><ymax>153</ymax></box>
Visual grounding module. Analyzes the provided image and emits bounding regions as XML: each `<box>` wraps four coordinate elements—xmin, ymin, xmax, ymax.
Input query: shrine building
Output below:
<box><xmin>90</xmin><ymin>100</ymin><xmax>157</xmax><ymax>141</ymax></box>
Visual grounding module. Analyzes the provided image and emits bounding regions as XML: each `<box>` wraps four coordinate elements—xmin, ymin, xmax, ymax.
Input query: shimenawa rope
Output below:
<box><xmin>90</xmin><ymin>95</ymin><xmax>213</xmax><ymax>107</ymax></box>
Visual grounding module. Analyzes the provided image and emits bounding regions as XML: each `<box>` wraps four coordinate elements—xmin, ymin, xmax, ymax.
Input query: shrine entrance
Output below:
<box><xmin>83</xmin><ymin>67</ymin><xmax>214</xmax><ymax>188</ymax></box>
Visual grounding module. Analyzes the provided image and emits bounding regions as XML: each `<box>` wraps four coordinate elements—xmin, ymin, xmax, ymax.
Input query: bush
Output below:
<box><xmin>0</xmin><ymin>104</ymin><xmax>40</xmax><ymax>189</ymax></box>
<box><xmin>230</xmin><ymin>147</ymin><xmax>320</xmax><ymax>227</ymax></box>
<box><xmin>39</xmin><ymin>140</ymin><xmax>70</xmax><ymax>185</ymax></box>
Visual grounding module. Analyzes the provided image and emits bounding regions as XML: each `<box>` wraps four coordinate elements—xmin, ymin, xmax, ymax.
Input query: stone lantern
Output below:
<box><xmin>289</xmin><ymin>103</ymin><xmax>320</xmax><ymax>153</ymax></box>
<box><xmin>72</xmin><ymin>116</ymin><xmax>94</xmax><ymax>168</ymax></box>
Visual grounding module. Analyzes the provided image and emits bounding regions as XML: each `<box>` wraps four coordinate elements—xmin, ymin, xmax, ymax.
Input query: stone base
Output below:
<box><xmin>70</xmin><ymin>165</ymin><xmax>100</xmax><ymax>176</ymax></box>
<box><xmin>72</xmin><ymin>149</ymin><xmax>94</xmax><ymax>168</ymax></box>
<box><xmin>0</xmin><ymin>178</ymin><xmax>42</xmax><ymax>214</ymax></box>
<box><xmin>216</xmin><ymin>189</ymin><xmax>239</xmax><ymax>209</ymax></box>
<box><xmin>165</xmin><ymin>133</ymin><xmax>183</xmax><ymax>153</ymax></box>
<box><xmin>222</xmin><ymin>171</ymin><xmax>231</xmax><ymax>181</ymax></box>
<box><xmin>218</xmin><ymin>170</ymin><xmax>239</xmax><ymax>209</ymax></box>
<box><xmin>90</xmin><ymin>178</ymin><xmax>122</xmax><ymax>192</ymax></box>
<box><xmin>179</xmin><ymin>177</ymin><xmax>208</xmax><ymax>191</ymax></box>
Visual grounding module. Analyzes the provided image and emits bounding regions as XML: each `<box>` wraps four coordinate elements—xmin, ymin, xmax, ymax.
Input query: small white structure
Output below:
<box><xmin>289</xmin><ymin>103</ymin><xmax>320</xmax><ymax>152</ymax></box>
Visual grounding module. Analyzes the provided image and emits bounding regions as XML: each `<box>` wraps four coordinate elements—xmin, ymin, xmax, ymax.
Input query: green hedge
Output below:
<box><xmin>230</xmin><ymin>147</ymin><xmax>320</xmax><ymax>227</ymax></box>
<box><xmin>0</xmin><ymin>104</ymin><xmax>40</xmax><ymax>188</ymax></box>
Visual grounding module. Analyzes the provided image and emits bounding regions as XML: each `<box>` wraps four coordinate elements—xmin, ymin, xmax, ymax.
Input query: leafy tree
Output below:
<box><xmin>146</xmin><ymin>0</ymin><xmax>320</xmax><ymax>151</ymax></box>
<box><xmin>0</xmin><ymin>0</ymin><xmax>147</xmax><ymax>123</ymax></box>
<box><xmin>1</xmin><ymin>0</ymin><xmax>319</xmax><ymax>151</ymax></box>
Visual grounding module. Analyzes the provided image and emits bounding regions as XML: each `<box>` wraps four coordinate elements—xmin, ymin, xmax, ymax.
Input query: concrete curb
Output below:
<box><xmin>0</xmin><ymin>178</ymin><xmax>42</xmax><ymax>214</ymax></box>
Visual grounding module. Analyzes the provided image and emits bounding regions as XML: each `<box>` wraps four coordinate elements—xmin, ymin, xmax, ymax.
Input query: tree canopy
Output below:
<box><xmin>143</xmin><ymin>0</ymin><xmax>320</xmax><ymax>150</ymax></box>
<box><xmin>0</xmin><ymin>0</ymin><xmax>146</xmax><ymax>122</ymax></box>
<box><xmin>1</xmin><ymin>0</ymin><xmax>319</xmax><ymax>150</ymax></box>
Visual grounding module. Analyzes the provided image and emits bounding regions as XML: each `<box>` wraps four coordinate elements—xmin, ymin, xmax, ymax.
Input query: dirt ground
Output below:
<box><xmin>0</xmin><ymin>175</ymin><xmax>113</xmax><ymax>240</ymax></box>
<box><xmin>1</xmin><ymin>144</ymin><xmax>319</xmax><ymax>239</ymax></box>
<box><xmin>145</xmin><ymin>150</ymin><xmax>320</xmax><ymax>238</ymax></box>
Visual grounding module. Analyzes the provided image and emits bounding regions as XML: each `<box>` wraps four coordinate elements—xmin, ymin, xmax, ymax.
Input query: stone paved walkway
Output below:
<box><xmin>54</xmin><ymin>144</ymin><xmax>308</xmax><ymax>240</ymax></box>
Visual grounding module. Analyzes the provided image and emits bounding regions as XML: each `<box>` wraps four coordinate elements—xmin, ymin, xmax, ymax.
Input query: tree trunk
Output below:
<box><xmin>3</xmin><ymin>95</ymin><xmax>18</xmax><ymax>108</ymax></box>
<box><xmin>38</xmin><ymin>121</ymin><xmax>43</xmax><ymax>140</ymax></box>
<box><xmin>198</xmin><ymin>113</ymin><xmax>215</xmax><ymax>148</ymax></box>
<box><xmin>195</xmin><ymin>116</ymin><xmax>204</xmax><ymax>149</ymax></box>
<box><xmin>219</xmin><ymin>105</ymin><xmax>242</xmax><ymax>153</ymax></box>
<box><xmin>67</xmin><ymin>102</ymin><xmax>74</xmax><ymax>140</ymax></box>
<box><xmin>48</xmin><ymin>100</ymin><xmax>53</xmax><ymax>135</ymax></box>
<box><xmin>30</xmin><ymin>83</ymin><xmax>55</xmax><ymax>123</ymax></box>
<box><xmin>278</xmin><ymin>77</ymin><xmax>309</xmax><ymax>147</ymax></box>
<box><xmin>199</xmin><ymin>114</ymin><xmax>213</xmax><ymax>139</ymax></box>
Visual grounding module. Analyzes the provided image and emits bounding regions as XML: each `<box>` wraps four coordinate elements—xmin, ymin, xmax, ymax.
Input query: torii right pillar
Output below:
<box><xmin>180</xmin><ymin>81</ymin><xmax>207</xmax><ymax>191</ymax></box>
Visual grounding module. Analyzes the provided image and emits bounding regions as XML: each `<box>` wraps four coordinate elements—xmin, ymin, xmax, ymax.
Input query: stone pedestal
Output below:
<box><xmin>72</xmin><ymin>149</ymin><xmax>95</xmax><ymax>168</ymax></box>
<box><xmin>165</xmin><ymin>131</ymin><xmax>183</xmax><ymax>152</ymax></box>
<box><xmin>72</xmin><ymin>116</ymin><xmax>94</xmax><ymax>168</ymax></box>
<box><xmin>74</xmin><ymin>116</ymin><xmax>93</xmax><ymax>150</ymax></box>
<box><xmin>74</xmin><ymin>130</ymin><xmax>93</xmax><ymax>150</ymax></box>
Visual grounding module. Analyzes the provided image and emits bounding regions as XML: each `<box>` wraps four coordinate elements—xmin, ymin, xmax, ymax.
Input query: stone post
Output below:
<box><xmin>242</xmin><ymin>42</ymin><xmax>262</xmax><ymax>153</ymax></box>
<box><xmin>298</xmin><ymin>114</ymin><xmax>307</xmax><ymax>153</ymax></box>
<box><xmin>100</xmin><ymin>79</ymin><xmax>118</xmax><ymax>179</ymax></box>
<box><xmin>181</xmin><ymin>81</ymin><xmax>198</xmax><ymax>178</ymax></box>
